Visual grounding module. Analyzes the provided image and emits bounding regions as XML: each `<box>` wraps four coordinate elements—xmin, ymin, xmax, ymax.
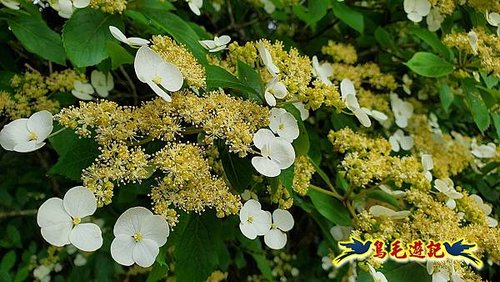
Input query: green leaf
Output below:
<box><xmin>206</xmin><ymin>65</ymin><xmax>259</xmax><ymax>98</ymax></box>
<box><xmin>405</xmin><ymin>52</ymin><xmax>453</xmax><ymax>77</ymax></box>
<box><xmin>462</xmin><ymin>79</ymin><xmax>490</xmax><ymax>133</ymax></box>
<box><xmin>293</xmin><ymin>0</ymin><xmax>330</xmax><ymax>26</ymax></box>
<box><xmin>374</xmin><ymin>27</ymin><xmax>396</xmax><ymax>50</ymax></box>
<box><xmin>308</xmin><ymin>189</ymin><xmax>351</xmax><ymax>226</ymax></box>
<box><xmin>331</xmin><ymin>1</ymin><xmax>364</xmax><ymax>33</ymax></box>
<box><xmin>0</xmin><ymin>251</ymin><xmax>16</xmax><ymax>272</ymax></box>
<box><xmin>105</xmin><ymin>42</ymin><xmax>134</xmax><ymax>69</ymax></box>
<box><xmin>136</xmin><ymin>10</ymin><xmax>207</xmax><ymax>65</ymax></box>
<box><xmin>410</xmin><ymin>27</ymin><xmax>453</xmax><ymax>60</ymax></box>
<box><xmin>175</xmin><ymin>213</ymin><xmax>225</xmax><ymax>282</ymax></box>
<box><xmin>239</xmin><ymin>237</ymin><xmax>274</xmax><ymax>281</ymax></box>
<box><xmin>146</xmin><ymin>263</ymin><xmax>168</xmax><ymax>282</ymax></box>
<box><xmin>237</xmin><ymin>60</ymin><xmax>264</xmax><ymax>102</ymax></box>
<box><xmin>366</xmin><ymin>190</ymin><xmax>401</xmax><ymax>209</ymax></box>
<box><xmin>62</xmin><ymin>9</ymin><xmax>123</xmax><ymax>67</ymax></box>
<box><xmin>279</xmin><ymin>164</ymin><xmax>295</xmax><ymax>192</ymax></box>
<box><xmin>219</xmin><ymin>146</ymin><xmax>253</xmax><ymax>193</ymax></box>
<box><xmin>49</xmin><ymin>129</ymin><xmax>100</xmax><ymax>181</ymax></box>
<box><xmin>13</xmin><ymin>267</ymin><xmax>29</xmax><ymax>282</ymax></box>
<box><xmin>381</xmin><ymin>262</ymin><xmax>431</xmax><ymax>282</ymax></box>
<box><xmin>439</xmin><ymin>84</ymin><xmax>454</xmax><ymax>112</ymax></box>
<box><xmin>492</xmin><ymin>112</ymin><xmax>500</xmax><ymax>139</ymax></box>
<box><xmin>8</xmin><ymin>12</ymin><xmax>66</xmax><ymax>65</ymax></box>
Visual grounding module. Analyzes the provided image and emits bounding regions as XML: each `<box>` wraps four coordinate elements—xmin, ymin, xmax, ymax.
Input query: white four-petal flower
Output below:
<box><xmin>390</xmin><ymin>94</ymin><xmax>414</xmax><ymax>128</ymax></box>
<box><xmin>199</xmin><ymin>35</ymin><xmax>231</xmax><ymax>52</ymax></box>
<box><xmin>109</xmin><ymin>26</ymin><xmax>149</xmax><ymax>48</ymax></box>
<box><xmin>469</xmin><ymin>195</ymin><xmax>498</xmax><ymax>228</ymax></box>
<box><xmin>251</xmin><ymin>128</ymin><xmax>295</xmax><ymax>177</ymax></box>
<box><xmin>264</xmin><ymin>77</ymin><xmax>288</xmax><ymax>106</ymax></box>
<box><xmin>257</xmin><ymin>41</ymin><xmax>280</xmax><ymax>76</ymax></box>
<box><xmin>312</xmin><ymin>56</ymin><xmax>333</xmax><ymax>86</ymax></box>
<box><xmin>434</xmin><ymin>178</ymin><xmax>463</xmax><ymax>209</ymax></box>
<box><xmin>389</xmin><ymin>129</ymin><xmax>414</xmax><ymax>152</ymax></box>
<box><xmin>37</xmin><ymin>186</ymin><xmax>103</xmax><ymax>252</ymax></box>
<box><xmin>0</xmin><ymin>110</ymin><xmax>53</xmax><ymax>153</ymax></box>
<box><xmin>292</xmin><ymin>102</ymin><xmax>309</xmax><ymax>121</ymax></box>
<box><xmin>340</xmin><ymin>79</ymin><xmax>371</xmax><ymax>127</ymax></box>
<box><xmin>91</xmin><ymin>70</ymin><xmax>114</xmax><ymax>98</ymax></box>
<box><xmin>50</xmin><ymin>0</ymin><xmax>90</xmax><ymax>19</ymax></box>
<box><xmin>471</xmin><ymin>140</ymin><xmax>496</xmax><ymax>159</ymax></box>
<box><xmin>72</xmin><ymin>81</ymin><xmax>95</xmax><ymax>100</ymax></box>
<box><xmin>111</xmin><ymin>207</ymin><xmax>169</xmax><ymax>268</ymax></box>
<box><xmin>239</xmin><ymin>200</ymin><xmax>272</xmax><ymax>240</ymax></box>
<box><xmin>269</xmin><ymin>108</ymin><xmax>299</xmax><ymax>143</ymax></box>
<box><xmin>263</xmin><ymin>209</ymin><xmax>294</xmax><ymax>250</ymax></box>
<box><xmin>427</xmin><ymin>8</ymin><xmax>444</xmax><ymax>32</ymax></box>
<box><xmin>403</xmin><ymin>0</ymin><xmax>431</xmax><ymax>23</ymax></box>
<box><xmin>134</xmin><ymin>46</ymin><xmax>184</xmax><ymax>102</ymax></box>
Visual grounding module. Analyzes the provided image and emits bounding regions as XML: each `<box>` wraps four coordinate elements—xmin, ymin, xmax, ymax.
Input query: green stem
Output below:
<box><xmin>310</xmin><ymin>184</ymin><xmax>343</xmax><ymax>201</ymax></box>
<box><xmin>128</xmin><ymin>136</ymin><xmax>154</xmax><ymax>146</ymax></box>
<box><xmin>48</xmin><ymin>127</ymin><xmax>67</xmax><ymax>138</ymax></box>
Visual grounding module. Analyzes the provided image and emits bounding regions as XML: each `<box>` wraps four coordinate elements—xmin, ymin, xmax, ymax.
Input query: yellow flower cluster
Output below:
<box><xmin>328</xmin><ymin>129</ymin><xmax>429</xmax><ymax>190</ymax></box>
<box><xmin>428</xmin><ymin>0</ymin><xmax>456</xmax><ymax>15</ymax></box>
<box><xmin>321</xmin><ymin>41</ymin><xmax>358</xmax><ymax>64</ymax></box>
<box><xmin>357</xmin><ymin>88</ymin><xmax>392</xmax><ymax>118</ymax></box>
<box><xmin>0</xmin><ymin>70</ymin><xmax>84</xmax><ymax>120</ymax></box>
<box><xmin>82</xmin><ymin>142</ymin><xmax>151</xmax><ymax>206</ymax></box>
<box><xmin>443</xmin><ymin>28</ymin><xmax>500</xmax><ymax>76</ymax></box>
<box><xmin>89</xmin><ymin>0</ymin><xmax>127</xmax><ymax>14</ymax></box>
<box><xmin>271</xmin><ymin>183</ymin><xmax>293</xmax><ymax>209</ymax></box>
<box><xmin>171</xmin><ymin>90</ymin><xmax>269</xmax><ymax>156</ymax></box>
<box><xmin>299</xmin><ymin>80</ymin><xmax>345</xmax><ymax>111</ymax></box>
<box><xmin>151</xmin><ymin>35</ymin><xmax>206</xmax><ymax>88</ymax></box>
<box><xmin>150</xmin><ymin>143</ymin><xmax>241</xmax><ymax>225</ymax></box>
<box><xmin>330</xmin><ymin>62</ymin><xmax>398</xmax><ymax>91</ymax></box>
<box><xmin>408</xmin><ymin>115</ymin><xmax>473</xmax><ymax>178</ymax></box>
<box><xmin>292</xmin><ymin>155</ymin><xmax>315</xmax><ymax>196</ymax></box>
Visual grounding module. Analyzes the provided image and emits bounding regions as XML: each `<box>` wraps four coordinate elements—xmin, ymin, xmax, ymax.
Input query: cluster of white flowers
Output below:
<box><xmin>239</xmin><ymin>200</ymin><xmax>294</xmax><ymax>250</ymax></box>
<box><xmin>389</xmin><ymin>129</ymin><xmax>414</xmax><ymax>152</ymax></box>
<box><xmin>36</xmin><ymin>186</ymin><xmax>170</xmax><ymax>268</ymax></box>
<box><xmin>0</xmin><ymin>110</ymin><xmax>53</xmax><ymax>153</ymax></box>
<box><xmin>403</xmin><ymin>0</ymin><xmax>446</xmax><ymax>31</ymax></box>
<box><xmin>390</xmin><ymin>93</ymin><xmax>413</xmax><ymax>128</ymax></box>
<box><xmin>72</xmin><ymin>70</ymin><xmax>114</xmax><ymax>100</ymax></box>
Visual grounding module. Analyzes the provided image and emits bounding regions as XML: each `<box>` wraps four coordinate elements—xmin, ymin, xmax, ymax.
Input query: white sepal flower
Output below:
<box><xmin>330</xmin><ymin>225</ymin><xmax>353</xmax><ymax>241</ymax></box>
<box><xmin>389</xmin><ymin>129</ymin><xmax>414</xmax><ymax>152</ymax></box>
<box><xmin>260</xmin><ymin>0</ymin><xmax>276</xmax><ymax>14</ymax></box>
<box><xmin>312</xmin><ymin>56</ymin><xmax>333</xmax><ymax>85</ymax></box>
<box><xmin>50</xmin><ymin>0</ymin><xmax>90</xmax><ymax>18</ymax></box>
<box><xmin>368</xmin><ymin>264</ymin><xmax>388</xmax><ymax>282</ymax></box>
<box><xmin>251</xmin><ymin>129</ymin><xmax>295</xmax><ymax>177</ymax></box>
<box><xmin>109</xmin><ymin>26</ymin><xmax>149</xmax><ymax>48</ymax></box>
<box><xmin>340</xmin><ymin>79</ymin><xmax>371</xmax><ymax>127</ymax></box>
<box><xmin>187</xmin><ymin>0</ymin><xmax>203</xmax><ymax>16</ymax></box>
<box><xmin>379</xmin><ymin>184</ymin><xmax>406</xmax><ymax>198</ymax></box>
<box><xmin>469</xmin><ymin>195</ymin><xmax>498</xmax><ymax>228</ymax></box>
<box><xmin>264</xmin><ymin>77</ymin><xmax>288</xmax><ymax>106</ymax></box>
<box><xmin>292</xmin><ymin>102</ymin><xmax>309</xmax><ymax>121</ymax></box>
<box><xmin>427</xmin><ymin>8</ymin><xmax>444</xmax><ymax>31</ymax></box>
<box><xmin>91</xmin><ymin>70</ymin><xmax>114</xmax><ymax>98</ymax></box>
<box><xmin>369</xmin><ymin>205</ymin><xmax>410</xmax><ymax>219</ymax></box>
<box><xmin>390</xmin><ymin>94</ymin><xmax>413</xmax><ymax>128</ymax></box>
<box><xmin>403</xmin><ymin>0</ymin><xmax>431</xmax><ymax>23</ymax></box>
<box><xmin>269</xmin><ymin>108</ymin><xmax>299</xmax><ymax>143</ymax></box>
<box><xmin>37</xmin><ymin>186</ymin><xmax>103</xmax><ymax>252</ymax></box>
<box><xmin>199</xmin><ymin>35</ymin><xmax>231</xmax><ymax>52</ymax></box>
<box><xmin>0</xmin><ymin>110</ymin><xmax>53</xmax><ymax>153</ymax></box>
<box><xmin>434</xmin><ymin>179</ymin><xmax>462</xmax><ymax>209</ymax></box>
<box><xmin>257</xmin><ymin>41</ymin><xmax>280</xmax><ymax>76</ymax></box>
<box><xmin>1</xmin><ymin>0</ymin><xmax>20</xmax><ymax>10</ymax></box>
<box><xmin>486</xmin><ymin>12</ymin><xmax>500</xmax><ymax>36</ymax></box>
<box><xmin>264</xmin><ymin>209</ymin><xmax>294</xmax><ymax>250</ymax></box>
<box><xmin>421</xmin><ymin>154</ymin><xmax>434</xmax><ymax>181</ymax></box>
<box><xmin>471</xmin><ymin>140</ymin><xmax>496</xmax><ymax>158</ymax></box>
<box><xmin>468</xmin><ymin>31</ymin><xmax>478</xmax><ymax>55</ymax></box>
<box><xmin>362</xmin><ymin>108</ymin><xmax>388</xmax><ymax>123</ymax></box>
<box><xmin>72</xmin><ymin>81</ymin><xmax>94</xmax><ymax>100</ymax></box>
<box><xmin>134</xmin><ymin>46</ymin><xmax>184</xmax><ymax>102</ymax></box>
<box><xmin>111</xmin><ymin>207</ymin><xmax>169</xmax><ymax>268</ymax></box>
<box><xmin>239</xmin><ymin>200</ymin><xmax>272</xmax><ymax>239</ymax></box>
